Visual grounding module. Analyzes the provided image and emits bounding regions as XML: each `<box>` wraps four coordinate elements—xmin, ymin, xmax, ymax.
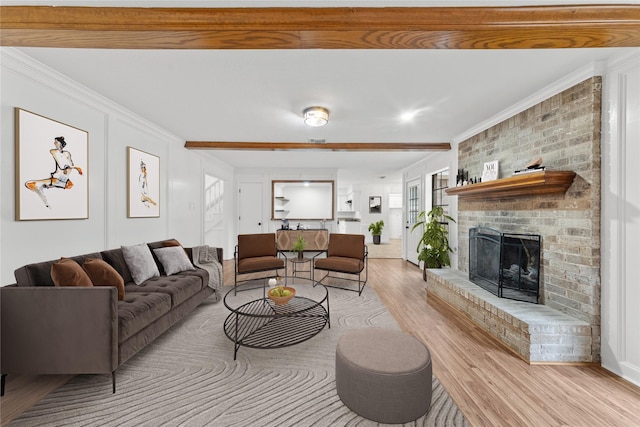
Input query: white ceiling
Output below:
<box><xmin>8</xmin><ymin>1</ymin><xmax>638</xmax><ymax>184</ymax></box>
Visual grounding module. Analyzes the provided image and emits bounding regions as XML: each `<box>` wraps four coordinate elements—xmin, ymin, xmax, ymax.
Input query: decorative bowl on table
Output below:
<box><xmin>268</xmin><ymin>286</ymin><xmax>296</xmax><ymax>305</ymax></box>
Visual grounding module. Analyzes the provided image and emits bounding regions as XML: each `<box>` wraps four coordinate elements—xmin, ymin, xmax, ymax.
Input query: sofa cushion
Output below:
<box><xmin>238</xmin><ymin>256</ymin><xmax>285</xmax><ymax>274</ymax></box>
<box><xmin>153</xmin><ymin>246</ymin><xmax>195</xmax><ymax>276</ymax></box>
<box><xmin>83</xmin><ymin>258</ymin><xmax>126</xmax><ymax>300</ymax></box>
<box><xmin>126</xmin><ymin>273</ymin><xmax>204</xmax><ymax>308</ymax></box>
<box><xmin>51</xmin><ymin>258</ymin><xmax>94</xmax><ymax>287</ymax></box>
<box><xmin>121</xmin><ymin>243</ymin><xmax>160</xmax><ymax>285</ymax></box>
<box><xmin>99</xmin><ymin>248</ymin><xmax>133</xmax><ymax>283</ymax></box>
<box><xmin>315</xmin><ymin>256</ymin><xmax>364</xmax><ymax>274</ymax></box>
<box><xmin>15</xmin><ymin>252</ymin><xmax>103</xmax><ymax>287</ymax></box>
<box><xmin>237</xmin><ymin>234</ymin><xmax>277</xmax><ymax>259</ymax></box>
<box><xmin>328</xmin><ymin>234</ymin><xmax>365</xmax><ymax>259</ymax></box>
<box><xmin>117</xmin><ymin>292</ymin><xmax>172</xmax><ymax>343</ymax></box>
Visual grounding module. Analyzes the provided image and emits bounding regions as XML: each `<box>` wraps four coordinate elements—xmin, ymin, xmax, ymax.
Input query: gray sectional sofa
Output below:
<box><xmin>0</xmin><ymin>239</ymin><xmax>222</xmax><ymax>395</ymax></box>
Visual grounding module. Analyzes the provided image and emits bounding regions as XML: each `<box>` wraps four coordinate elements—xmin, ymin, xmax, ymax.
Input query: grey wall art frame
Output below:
<box><xmin>15</xmin><ymin>108</ymin><xmax>89</xmax><ymax>221</ymax></box>
<box><xmin>127</xmin><ymin>147</ymin><xmax>160</xmax><ymax>218</ymax></box>
<box><xmin>369</xmin><ymin>196</ymin><xmax>382</xmax><ymax>214</ymax></box>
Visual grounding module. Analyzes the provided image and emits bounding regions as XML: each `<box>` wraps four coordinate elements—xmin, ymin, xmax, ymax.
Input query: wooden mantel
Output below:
<box><xmin>445</xmin><ymin>170</ymin><xmax>576</xmax><ymax>200</ymax></box>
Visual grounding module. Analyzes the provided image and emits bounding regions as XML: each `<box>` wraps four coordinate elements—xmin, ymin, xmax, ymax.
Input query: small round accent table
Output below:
<box><xmin>335</xmin><ymin>328</ymin><xmax>432</xmax><ymax>424</ymax></box>
<box><xmin>290</xmin><ymin>257</ymin><xmax>313</xmax><ymax>280</ymax></box>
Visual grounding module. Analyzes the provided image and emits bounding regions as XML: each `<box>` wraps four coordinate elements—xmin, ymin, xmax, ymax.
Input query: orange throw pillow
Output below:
<box><xmin>83</xmin><ymin>258</ymin><xmax>125</xmax><ymax>300</ymax></box>
<box><xmin>162</xmin><ymin>239</ymin><xmax>182</xmax><ymax>247</ymax></box>
<box><xmin>51</xmin><ymin>258</ymin><xmax>93</xmax><ymax>287</ymax></box>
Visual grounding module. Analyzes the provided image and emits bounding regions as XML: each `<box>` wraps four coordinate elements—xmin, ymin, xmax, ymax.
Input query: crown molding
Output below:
<box><xmin>1</xmin><ymin>47</ymin><xmax>184</xmax><ymax>146</ymax></box>
<box><xmin>453</xmin><ymin>60</ymin><xmax>606</xmax><ymax>144</ymax></box>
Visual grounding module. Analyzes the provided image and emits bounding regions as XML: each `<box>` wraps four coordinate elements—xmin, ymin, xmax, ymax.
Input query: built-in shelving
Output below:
<box><xmin>445</xmin><ymin>170</ymin><xmax>576</xmax><ymax>200</ymax></box>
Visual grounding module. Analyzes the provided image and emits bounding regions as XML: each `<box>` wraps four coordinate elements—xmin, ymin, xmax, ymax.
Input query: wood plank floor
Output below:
<box><xmin>3</xmin><ymin>258</ymin><xmax>640</xmax><ymax>426</ymax></box>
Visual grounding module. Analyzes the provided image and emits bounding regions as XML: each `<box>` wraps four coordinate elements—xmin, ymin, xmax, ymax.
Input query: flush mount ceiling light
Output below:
<box><xmin>303</xmin><ymin>106</ymin><xmax>329</xmax><ymax>127</ymax></box>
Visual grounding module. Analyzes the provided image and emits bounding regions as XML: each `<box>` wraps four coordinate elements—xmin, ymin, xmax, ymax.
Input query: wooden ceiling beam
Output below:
<box><xmin>184</xmin><ymin>141</ymin><xmax>451</xmax><ymax>151</ymax></box>
<box><xmin>2</xmin><ymin>5</ymin><xmax>639</xmax><ymax>49</ymax></box>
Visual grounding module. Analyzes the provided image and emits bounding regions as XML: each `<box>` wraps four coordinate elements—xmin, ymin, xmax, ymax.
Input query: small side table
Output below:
<box><xmin>290</xmin><ymin>257</ymin><xmax>313</xmax><ymax>280</ymax></box>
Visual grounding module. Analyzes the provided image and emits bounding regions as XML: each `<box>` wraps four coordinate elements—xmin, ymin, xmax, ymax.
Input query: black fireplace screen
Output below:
<box><xmin>469</xmin><ymin>227</ymin><xmax>541</xmax><ymax>304</ymax></box>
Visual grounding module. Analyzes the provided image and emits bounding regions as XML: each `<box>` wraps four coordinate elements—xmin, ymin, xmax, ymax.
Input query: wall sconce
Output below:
<box><xmin>303</xmin><ymin>107</ymin><xmax>329</xmax><ymax>127</ymax></box>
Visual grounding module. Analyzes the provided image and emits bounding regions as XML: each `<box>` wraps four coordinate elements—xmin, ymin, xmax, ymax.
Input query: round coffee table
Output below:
<box><xmin>223</xmin><ymin>276</ymin><xmax>330</xmax><ymax>359</ymax></box>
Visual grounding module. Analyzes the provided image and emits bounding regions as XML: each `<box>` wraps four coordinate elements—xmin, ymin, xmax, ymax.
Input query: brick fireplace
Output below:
<box><xmin>433</xmin><ymin>77</ymin><xmax>602</xmax><ymax>363</ymax></box>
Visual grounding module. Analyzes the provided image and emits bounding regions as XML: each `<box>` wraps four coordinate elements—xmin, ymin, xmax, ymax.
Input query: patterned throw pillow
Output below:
<box><xmin>121</xmin><ymin>243</ymin><xmax>160</xmax><ymax>285</ymax></box>
<box><xmin>50</xmin><ymin>258</ymin><xmax>93</xmax><ymax>287</ymax></box>
<box><xmin>83</xmin><ymin>258</ymin><xmax>126</xmax><ymax>300</ymax></box>
<box><xmin>153</xmin><ymin>246</ymin><xmax>196</xmax><ymax>276</ymax></box>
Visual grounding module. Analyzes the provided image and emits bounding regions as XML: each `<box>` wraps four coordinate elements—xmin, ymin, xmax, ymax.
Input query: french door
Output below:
<box><xmin>405</xmin><ymin>178</ymin><xmax>422</xmax><ymax>266</ymax></box>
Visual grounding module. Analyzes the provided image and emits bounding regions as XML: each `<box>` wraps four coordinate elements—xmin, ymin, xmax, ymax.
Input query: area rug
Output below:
<box><xmin>10</xmin><ymin>285</ymin><xmax>468</xmax><ymax>426</ymax></box>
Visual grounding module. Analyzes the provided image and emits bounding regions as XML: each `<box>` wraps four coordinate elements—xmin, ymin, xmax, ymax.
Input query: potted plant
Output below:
<box><xmin>368</xmin><ymin>220</ymin><xmax>384</xmax><ymax>245</ymax></box>
<box><xmin>411</xmin><ymin>206</ymin><xmax>456</xmax><ymax>279</ymax></box>
<box><xmin>292</xmin><ymin>235</ymin><xmax>306</xmax><ymax>259</ymax></box>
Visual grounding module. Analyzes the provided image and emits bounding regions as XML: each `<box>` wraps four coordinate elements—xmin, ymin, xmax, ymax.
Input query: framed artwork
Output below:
<box><xmin>15</xmin><ymin>108</ymin><xmax>88</xmax><ymax>221</ymax></box>
<box><xmin>127</xmin><ymin>147</ymin><xmax>160</xmax><ymax>218</ymax></box>
<box><xmin>482</xmin><ymin>160</ymin><xmax>499</xmax><ymax>182</ymax></box>
<box><xmin>369</xmin><ymin>196</ymin><xmax>382</xmax><ymax>214</ymax></box>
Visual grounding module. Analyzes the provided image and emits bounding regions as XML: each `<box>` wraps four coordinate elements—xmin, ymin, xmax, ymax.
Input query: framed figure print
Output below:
<box><xmin>15</xmin><ymin>108</ymin><xmax>89</xmax><ymax>221</ymax></box>
<box><xmin>127</xmin><ymin>147</ymin><xmax>160</xmax><ymax>218</ymax></box>
<box><xmin>369</xmin><ymin>196</ymin><xmax>382</xmax><ymax>214</ymax></box>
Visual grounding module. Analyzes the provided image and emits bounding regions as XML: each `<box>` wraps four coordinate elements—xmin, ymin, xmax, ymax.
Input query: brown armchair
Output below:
<box><xmin>313</xmin><ymin>233</ymin><xmax>368</xmax><ymax>295</ymax></box>
<box><xmin>234</xmin><ymin>233</ymin><xmax>287</xmax><ymax>293</ymax></box>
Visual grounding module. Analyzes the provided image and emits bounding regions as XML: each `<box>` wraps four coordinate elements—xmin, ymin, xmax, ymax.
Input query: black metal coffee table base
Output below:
<box><xmin>224</xmin><ymin>289</ymin><xmax>330</xmax><ymax>359</ymax></box>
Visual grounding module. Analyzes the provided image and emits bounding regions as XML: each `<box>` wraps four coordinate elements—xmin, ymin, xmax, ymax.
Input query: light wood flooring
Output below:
<box><xmin>3</xmin><ymin>258</ymin><xmax>640</xmax><ymax>426</ymax></box>
<box><xmin>366</xmin><ymin>238</ymin><xmax>402</xmax><ymax>259</ymax></box>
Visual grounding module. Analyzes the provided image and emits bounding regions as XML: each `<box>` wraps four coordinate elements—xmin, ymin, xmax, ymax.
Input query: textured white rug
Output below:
<box><xmin>10</xmin><ymin>285</ymin><xmax>468</xmax><ymax>426</ymax></box>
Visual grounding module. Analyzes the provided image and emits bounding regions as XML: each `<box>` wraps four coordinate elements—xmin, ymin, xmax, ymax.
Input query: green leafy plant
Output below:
<box><xmin>292</xmin><ymin>235</ymin><xmax>306</xmax><ymax>253</ymax></box>
<box><xmin>411</xmin><ymin>206</ymin><xmax>455</xmax><ymax>268</ymax></box>
<box><xmin>368</xmin><ymin>220</ymin><xmax>384</xmax><ymax>236</ymax></box>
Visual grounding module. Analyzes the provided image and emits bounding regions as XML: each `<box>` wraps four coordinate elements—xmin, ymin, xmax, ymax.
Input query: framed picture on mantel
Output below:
<box><xmin>482</xmin><ymin>160</ymin><xmax>499</xmax><ymax>182</ymax></box>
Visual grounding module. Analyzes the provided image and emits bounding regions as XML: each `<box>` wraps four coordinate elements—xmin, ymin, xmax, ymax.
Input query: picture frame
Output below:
<box><xmin>15</xmin><ymin>108</ymin><xmax>89</xmax><ymax>221</ymax></box>
<box><xmin>127</xmin><ymin>147</ymin><xmax>160</xmax><ymax>218</ymax></box>
<box><xmin>482</xmin><ymin>160</ymin><xmax>499</xmax><ymax>182</ymax></box>
<box><xmin>369</xmin><ymin>196</ymin><xmax>382</xmax><ymax>214</ymax></box>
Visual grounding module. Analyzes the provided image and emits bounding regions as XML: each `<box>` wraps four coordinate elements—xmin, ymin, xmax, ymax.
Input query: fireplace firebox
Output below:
<box><xmin>469</xmin><ymin>227</ymin><xmax>541</xmax><ymax>304</ymax></box>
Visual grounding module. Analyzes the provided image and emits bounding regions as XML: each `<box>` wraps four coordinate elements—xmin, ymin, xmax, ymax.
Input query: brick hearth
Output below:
<box><xmin>426</xmin><ymin>269</ymin><xmax>592</xmax><ymax>363</ymax></box>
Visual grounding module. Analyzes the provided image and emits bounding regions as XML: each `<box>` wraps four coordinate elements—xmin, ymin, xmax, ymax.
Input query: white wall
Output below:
<box><xmin>0</xmin><ymin>48</ymin><xmax>235</xmax><ymax>285</ymax></box>
<box><xmin>236</xmin><ymin>167</ymin><xmax>338</xmax><ymax>234</ymax></box>
<box><xmin>601</xmin><ymin>50</ymin><xmax>640</xmax><ymax>387</ymax></box>
<box><xmin>352</xmin><ymin>181</ymin><xmax>403</xmax><ymax>244</ymax></box>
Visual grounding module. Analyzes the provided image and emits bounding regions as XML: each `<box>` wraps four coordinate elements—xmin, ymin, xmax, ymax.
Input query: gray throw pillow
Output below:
<box><xmin>153</xmin><ymin>246</ymin><xmax>196</xmax><ymax>276</ymax></box>
<box><xmin>121</xmin><ymin>243</ymin><xmax>160</xmax><ymax>285</ymax></box>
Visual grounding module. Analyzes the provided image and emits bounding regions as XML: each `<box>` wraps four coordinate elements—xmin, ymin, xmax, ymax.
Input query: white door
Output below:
<box><xmin>405</xmin><ymin>178</ymin><xmax>422</xmax><ymax>265</ymax></box>
<box><xmin>238</xmin><ymin>182</ymin><xmax>264</xmax><ymax>235</ymax></box>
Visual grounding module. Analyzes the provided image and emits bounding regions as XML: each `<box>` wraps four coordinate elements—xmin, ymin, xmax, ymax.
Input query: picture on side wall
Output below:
<box><xmin>127</xmin><ymin>147</ymin><xmax>160</xmax><ymax>218</ymax></box>
<box><xmin>369</xmin><ymin>196</ymin><xmax>382</xmax><ymax>214</ymax></box>
<box><xmin>15</xmin><ymin>108</ymin><xmax>88</xmax><ymax>221</ymax></box>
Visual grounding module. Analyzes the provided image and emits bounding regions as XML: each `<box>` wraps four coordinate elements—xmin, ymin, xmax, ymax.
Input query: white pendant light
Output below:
<box><xmin>303</xmin><ymin>106</ymin><xmax>329</xmax><ymax>127</ymax></box>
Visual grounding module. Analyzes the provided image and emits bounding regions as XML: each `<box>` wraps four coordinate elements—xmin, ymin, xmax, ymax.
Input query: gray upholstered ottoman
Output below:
<box><xmin>335</xmin><ymin>328</ymin><xmax>432</xmax><ymax>424</ymax></box>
